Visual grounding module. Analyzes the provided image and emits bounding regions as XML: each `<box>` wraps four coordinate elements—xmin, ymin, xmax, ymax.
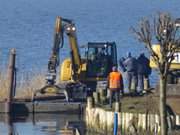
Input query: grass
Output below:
<box><xmin>100</xmin><ymin>94</ymin><xmax>159</xmax><ymax>114</ymax></box>
<box><xmin>121</xmin><ymin>94</ymin><xmax>159</xmax><ymax>114</ymax></box>
<box><xmin>98</xmin><ymin>92</ymin><xmax>180</xmax><ymax>115</ymax></box>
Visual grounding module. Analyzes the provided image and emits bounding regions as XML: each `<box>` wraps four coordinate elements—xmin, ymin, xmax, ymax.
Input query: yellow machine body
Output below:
<box><xmin>150</xmin><ymin>44</ymin><xmax>180</xmax><ymax>69</ymax></box>
<box><xmin>60</xmin><ymin>58</ymin><xmax>87</xmax><ymax>82</ymax></box>
<box><xmin>60</xmin><ymin>58</ymin><xmax>106</xmax><ymax>82</ymax></box>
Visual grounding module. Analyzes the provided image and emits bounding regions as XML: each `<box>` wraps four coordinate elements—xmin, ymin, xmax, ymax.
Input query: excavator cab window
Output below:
<box><xmin>86</xmin><ymin>42</ymin><xmax>117</xmax><ymax>78</ymax></box>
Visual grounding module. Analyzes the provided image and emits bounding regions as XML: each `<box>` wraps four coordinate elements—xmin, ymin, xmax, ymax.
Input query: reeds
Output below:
<box><xmin>0</xmin><ymin>70</ymin><xmax>46</xmax><ymax>100</ymax></box>
<box><xmin>0</xmin><ymin>71</ymin><xmax>8</xmax><ymax>101</ymax></box>
<box><xmin>15</xmin><ymin>71</ymin><xmax>46</xmax><ymax>98</ymax></box>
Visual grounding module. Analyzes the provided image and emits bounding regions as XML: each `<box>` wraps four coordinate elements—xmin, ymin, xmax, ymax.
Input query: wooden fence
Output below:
<box><xmin>86</xmin><ymin>106</ymin><xmax>180</xmax><ymax>134</ymax></box>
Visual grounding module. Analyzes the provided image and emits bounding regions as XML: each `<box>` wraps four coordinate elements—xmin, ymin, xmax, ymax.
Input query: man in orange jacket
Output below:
<box><xmin>108</xmin><ymin>66</ymin><xmax>124</xmax><ymax>108</ymax></box>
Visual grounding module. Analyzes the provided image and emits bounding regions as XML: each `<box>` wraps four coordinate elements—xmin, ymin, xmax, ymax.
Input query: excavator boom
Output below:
<box><xmin>46</xmin><ymin>16</ymin><xmax>81</xmax><ymax>84</ymax></box>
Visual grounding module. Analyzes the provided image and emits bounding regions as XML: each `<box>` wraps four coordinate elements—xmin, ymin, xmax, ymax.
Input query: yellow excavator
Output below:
<box><xmin>37</xmin><ymin>16</ymin><xmax>117</xmax><ymax>101</ymax></box>
<box><xmin>150</xmin><ymin>18</ymin><xmax>180</xmax><ymax>84</ymax></box>
<box><xmin>150</xmin><ymin>44</ymin><xmax>180</xmax><ymax>83</ymax></box>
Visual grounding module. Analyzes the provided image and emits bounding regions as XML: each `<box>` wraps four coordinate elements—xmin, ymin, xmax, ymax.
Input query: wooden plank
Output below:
<box><xmin>0</xmin><ymin>102</ymin><xmax>83</xmax><ymax>114</ymax></box>
<box><xmin>60</xmin><ymin>129</ymin><xmax>75</xmax><ymax>135</ymax></box>
<box><xmin>14</xmin><ymin>94</ymin><xmax>65</xmax><ymax>102</ymax></box>
<box><xmin>33</xmin><ymin>102</ymin><xmax>81</xmax><ymax>113</ymax></box>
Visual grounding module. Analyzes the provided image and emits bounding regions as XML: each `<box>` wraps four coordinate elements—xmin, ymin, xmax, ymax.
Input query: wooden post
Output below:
<box><xmin>87</xmin><ymin>96</ymin><xmax>94</xmax><ymax>109</ymax></box>
<box><xmin>5</xmin><ymin>49</ymin><xmax>16</xmax><ymax>113</ymax></box>
<box><xmin>99</xmin><ymin>89</ymin><xmax>106</xmax><ymax>104</ymax></box>
<box><xmin>93</xmin><ymin>92</ymin><xmax>100</xmax><ymax>105</ymax></box>
<box><xmin>144</xmin><ymin>78</ymin><xmax>149</xmax><ymax>90</ymax></box>
<box><xmin>131</xmin><ymin>79</ymin><xmax>136</xmax><ymax>93</ymax></box>
<box><xmin>114</xmin><ymin>102</ymin><xmax>121</xmax><ymax>112</ymax></box>
<box><xmin>99</xmin><ymin>89</ymin><xmax>104</xmax><ymax>98</ymax></box>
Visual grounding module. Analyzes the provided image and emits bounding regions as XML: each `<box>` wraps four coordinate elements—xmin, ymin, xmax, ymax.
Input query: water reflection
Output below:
<box><xmin>0</xmin><ymin>113</ymin><xmax>85</xmax><ymax>135</ymax></box>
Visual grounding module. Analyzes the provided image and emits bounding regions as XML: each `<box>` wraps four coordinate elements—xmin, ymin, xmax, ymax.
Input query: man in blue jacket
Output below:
<box><xmin>123</xmin><ymin>52</ymin><xmax>138</xmax><ymax>94</ymax></box>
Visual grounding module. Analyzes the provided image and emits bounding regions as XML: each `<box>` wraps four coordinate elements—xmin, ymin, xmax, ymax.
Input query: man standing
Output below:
<box><xmin>123</xmin><ymin>52</ymin><xmax>138</xmax><ymax>95</ymax></box>
<box><xmin>137</xmin><ymin>53</ymin><xmax>151</xmax><ymax>93</ymax></box>
<box><xmin>108</xmin><ymin>66</ymin><xmax>124</xmax><ymax>108</ymax></box>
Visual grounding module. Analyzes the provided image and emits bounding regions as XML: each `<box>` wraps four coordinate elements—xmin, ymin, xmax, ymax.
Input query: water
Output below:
<box><xmin>0</xmin><ymin>114</ymin><xmax>85</xmax><ymax>135</ymax></box>
<box><xmin>0</xmin><ymin>0</ymin><xmax>180</xmax><ymax>83</ymax></box>
<box><xmin>0</xmin><ymin>0</ymin><xmax>180</xmax><ymax>134</ymax></box>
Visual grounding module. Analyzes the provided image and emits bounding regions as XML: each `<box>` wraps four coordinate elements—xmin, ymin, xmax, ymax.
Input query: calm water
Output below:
<box><xmin>0</xmin><ymin>0</ymin><xmax>180</xmax><ymax>134</ymax></box>
<box><xmin>0</xmin><ymin>114</ymin><xmax>87</xmax><ymax>135</ymax></box>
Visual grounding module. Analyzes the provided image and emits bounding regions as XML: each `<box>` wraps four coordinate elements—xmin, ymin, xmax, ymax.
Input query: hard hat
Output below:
<box><xmin>127</xmin><ymin>52</ymin><xmax>131</xmax><ymax>57</ymax></box>
<box><xmin>112</xmin><ymin>66</ymin><xmax>117</xmax><ymax>71</ymax></box>
<box><xmin>140</xmin><ymin>52</ymin><xmax>145</xmax><ymax>56</ymax></box>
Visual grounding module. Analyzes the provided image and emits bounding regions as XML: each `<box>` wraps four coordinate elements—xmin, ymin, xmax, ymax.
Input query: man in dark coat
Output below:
<box><xmin>137</xmin><ymin>53</ymin><xmax>151</xmax><ymax>93</ymax></box>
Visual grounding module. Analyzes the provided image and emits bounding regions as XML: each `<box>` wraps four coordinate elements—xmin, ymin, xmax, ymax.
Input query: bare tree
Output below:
<box><xmin>131</xmin><ymin>13</ymin><xmax>180</xmax><ymax>135</ymax></box>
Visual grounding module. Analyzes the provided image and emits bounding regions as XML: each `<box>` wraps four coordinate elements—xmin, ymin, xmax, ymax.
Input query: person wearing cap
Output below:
<box><xmin>107</xmin><ymin>66</ymin><xmax>124</xmax><ymax>108</ymax></box>
<box><xmin>123</xmin><ymin>52</ymin><xmax>138</xmax><ymax>95</ymax></box>
<box><xmin>137</xmin><ymin>53</ymin><xmax>151</xmax><ymax>93</ymax></box>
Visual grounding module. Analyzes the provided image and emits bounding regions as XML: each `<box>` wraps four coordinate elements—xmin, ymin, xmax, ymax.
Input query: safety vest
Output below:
<box><xmin>109</xmin><ymin>71</ymin><xmax>122</xmax><ymax>89</ymax></box>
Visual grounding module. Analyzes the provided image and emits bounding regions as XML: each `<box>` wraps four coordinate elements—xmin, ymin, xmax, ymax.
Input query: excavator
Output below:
<box><xmin>150</xmin><ymin>18</ymin><xmax>180</xmax><ymax>84</ymax></box>
<box><xmin>150</xmin><ymin>45</ymin><xmax>180</xmax><ymax>83</ymax></box>
<box><xmin>36</xmin><ymin>16</ymin><xmax>117</xmax><ymax>101</ymax></box>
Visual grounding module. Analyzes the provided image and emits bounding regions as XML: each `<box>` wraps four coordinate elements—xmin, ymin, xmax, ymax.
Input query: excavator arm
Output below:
<box><xmin>46</xmin><ymin>17</ymin><xmax>63</xmax><ymax>85</ymax></box>
<box><xmin>46</xmin><ymin>16</ymin><xmax>81</xmax><ymax>85</ymax></box>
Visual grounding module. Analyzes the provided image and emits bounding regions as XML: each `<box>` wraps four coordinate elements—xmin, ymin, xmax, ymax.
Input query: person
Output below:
<box><xmin>97</xmin><ymin>47</ymin><xmax>109</xmax><ymax>76</ymax></box>
<box><xmin>137</xmin><ymin>53</ymin><xmax>151</xmax><ymax>93</ymax></box>
<box><xmin>107</xmin><ymin>66</ymin><xmax>124</xmax><ymax>108</ymax></box>
<box><xmin>119</xmin><ymin>57</ymin><xmax>126</xmax><ymax>72</ymax></box>
<box><xmin>123</xmin><ymin>52</ymin><xmax>138</xmax><ymax>95</ymax></box>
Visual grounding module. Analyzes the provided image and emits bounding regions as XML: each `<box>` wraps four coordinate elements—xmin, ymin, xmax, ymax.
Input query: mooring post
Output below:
<box><xmin>115</xmin><ymin>102</ymin><xmax>121</xmax><ymax>112</ymax></box>
<box><xmin>87</xmin><ymin>96</ymin><xmax>94</xmax><ymax>109</ymax></box>
<box><xmin>131</xmin><ymin>78</ymin><xmax>136</xmax><ymax>93</ymax></box>
<box><xmin>5</xmin><ymin>48</ymin><xmax>16</xmax><ymax>113</ymax></box>
<box><xmin>93</xmin><ymin>92</ymin><xmax>100</xmax><ymax>105</ymax></box>
<box><xmin>144</xmin><ymin>78</ymin><xmax>149</xmax><ymax>90</ymax></box>
<box><xmin>113</xmin><ymin>112</ymin><xmax>118</xmax><ymax>135</ymax></box>
<box><xmin>99</xmin><ymin>89</ymin><xmax>106</xmax><ymax>104</ymax></box>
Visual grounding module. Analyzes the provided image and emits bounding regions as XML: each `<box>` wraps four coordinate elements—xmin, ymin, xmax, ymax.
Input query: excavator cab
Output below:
<box><xmin>86</xmin><ymin>42</ymin><xmax>117</xmax><ymax>78</ymax></box>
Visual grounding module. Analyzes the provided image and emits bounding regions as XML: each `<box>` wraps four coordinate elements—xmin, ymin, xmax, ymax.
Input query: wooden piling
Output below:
<box><xmin>5</xmin><ymin>49</ymin><xmax>16</xmax><ymax>113</ymax></box>
<box><xmin>114</xmin><ymin>102</ymin><xmax>121</xmax><ymax>112</ymax></box>
<box><xmin>131</xmin><ymin>79</ymin><xmax>136</xmax><ymax>92</ymax></box>
<box><xmin>99</xmin><ymin>89</ymin><xmax>106</xmax><ymax>104</ymax></box>
<box><xmin>87</xmin><ymin>97</ymin><xmax>94</xmax><ymax>109</ymax></box>
<box><xmin>176</xmin><ymin>115</ymin><xmax>180</xmax><ymax>125</ymax></box>
<box><xmin>99</xmin><ymin>89</ymin><xmax>103</xmax><ymax>99</ymax></box>
<box><xmin>144</xmin><ymin>78</ymin><xmax>149</xmax><ymax>90</ymax></box>
<box><xmin>60</xmin><ymin>128</ymin><xmax>75</xmax><ymax>135</ymax></box>
<box><xmin>93</xmin><ymin>92</ymin><xmax>100</xmax><ymax>105</ymax></box>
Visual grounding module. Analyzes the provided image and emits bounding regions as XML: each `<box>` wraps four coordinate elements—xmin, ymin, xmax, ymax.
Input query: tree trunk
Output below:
<box><xmin>159</xmin><ymin>75</ymin><xmax>167</xmax><ymax>135</ymax></box>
